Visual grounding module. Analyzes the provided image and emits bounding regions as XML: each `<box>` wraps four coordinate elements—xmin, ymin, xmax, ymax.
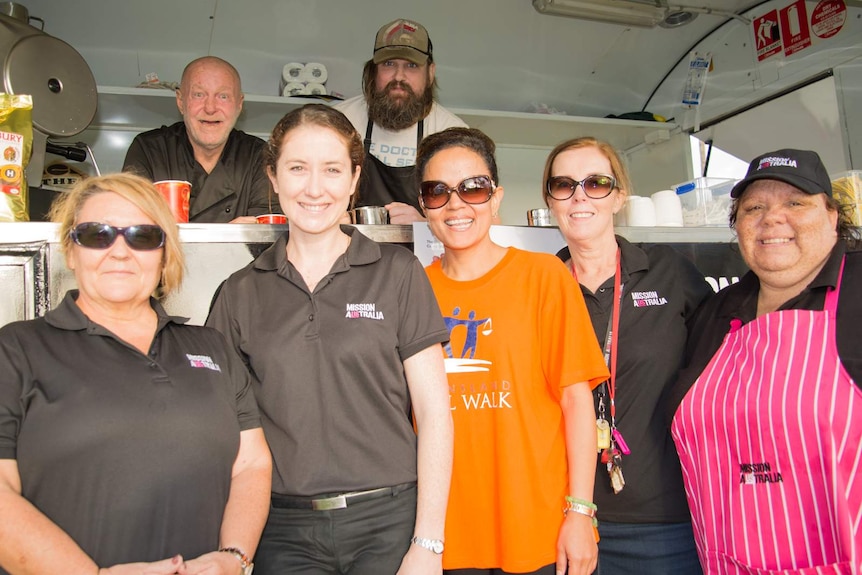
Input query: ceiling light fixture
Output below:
<box><xmin>532</xmin><ymin>0</ymin><xmax>668</xmax><ymax>28</ymax></box>
<box><xmin>532</xmin><ymin>0</ymin><xmax>751</xmax><ymax>28</ymax></box>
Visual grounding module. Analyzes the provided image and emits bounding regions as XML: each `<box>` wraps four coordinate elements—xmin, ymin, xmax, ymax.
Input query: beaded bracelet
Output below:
<box><xmin>563</xmin><ymin>496</ymin><xmax>598</xmax><ymax>527</ymax></box>
<box><xmin>218</xmin><ymin>546</ymin><xmax>252</xmax><ymax>571</ymax></box>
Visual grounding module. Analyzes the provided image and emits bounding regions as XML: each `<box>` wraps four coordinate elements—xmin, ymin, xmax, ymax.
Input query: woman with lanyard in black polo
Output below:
<box><xmin>542</xmin><ymin>137</ymin><xmax>712</xmax><ymax>574</ymax></box>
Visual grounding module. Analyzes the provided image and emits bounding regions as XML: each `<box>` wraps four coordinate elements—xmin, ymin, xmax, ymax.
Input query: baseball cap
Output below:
<box><xmin>372</xmin><ymin>19</ymin><xmax>432</xmax><ymax>65</ymax></box>
<box><xmin>730</xmin><ymin>148</ymin><xmax>832</xmax><ymax>199</ymax></box>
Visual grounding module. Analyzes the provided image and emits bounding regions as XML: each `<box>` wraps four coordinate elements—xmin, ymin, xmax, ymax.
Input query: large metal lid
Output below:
<box><xmin>3</xmin><ymin>32</ymin><xmax>96</xmax><ymax>136</ymax></box>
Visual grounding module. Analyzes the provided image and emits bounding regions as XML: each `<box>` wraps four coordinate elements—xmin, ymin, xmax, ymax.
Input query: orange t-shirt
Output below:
<box><xmin>426</xmin><ymin>248</ymin><xmax>608</xmax><ymax>572</ymax></box>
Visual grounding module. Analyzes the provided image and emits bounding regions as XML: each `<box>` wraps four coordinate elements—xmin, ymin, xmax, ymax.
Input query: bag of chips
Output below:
<box><xmin>0</xmin><ymin>93</ymin><xmax>33</xmax><ymax>222</ymax></box>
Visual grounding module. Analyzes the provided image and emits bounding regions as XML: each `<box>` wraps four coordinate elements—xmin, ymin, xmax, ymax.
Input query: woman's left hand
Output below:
<box><xmin>555</xmin><ymin>512</ymin><xmax>598</xmax><ymax>575</ymax></box>
<box><xmin>177</xmin><ymin>551</ymin><xmax>242</xmax><ymax>575</ymax></box>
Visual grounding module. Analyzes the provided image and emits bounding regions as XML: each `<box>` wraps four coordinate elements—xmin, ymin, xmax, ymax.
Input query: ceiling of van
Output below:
<box><xmin>16</xmin><ymin>0</ymin><xmax>860</xmax><ymax>128</ymax></box>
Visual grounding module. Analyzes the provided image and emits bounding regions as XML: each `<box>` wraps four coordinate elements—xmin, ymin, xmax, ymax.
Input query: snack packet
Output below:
<box><xmin>0</xmin><ymin>93</ymin><xmax>33</xmax><ymax>222</ymax></box>
<box><xmin>832</xmin><ymin>172</ymin><xmax>862</xmax><ymax>226</ymax></box>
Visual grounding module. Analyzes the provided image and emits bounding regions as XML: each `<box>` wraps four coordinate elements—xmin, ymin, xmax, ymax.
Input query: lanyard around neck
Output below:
<box><xmin>572</xmin><ymin>248</ymin><xmax>623</xmax><ymax>422</ymax></box>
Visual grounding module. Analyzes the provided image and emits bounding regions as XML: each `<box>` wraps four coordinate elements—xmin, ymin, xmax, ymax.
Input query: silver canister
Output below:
<box><xmin>0</xmin><ymin>2</ymin><xmax>28</xmax><ymax>22</ymax></box>
<box><xmin>350</xmin><ymin>206</ymin><xmax>389</xmax><ymax>225</ymax></box>
<box><xmin>527</xmin><ymin>208</ymin><xmax>552</xmax><ymax>227</ymax></box>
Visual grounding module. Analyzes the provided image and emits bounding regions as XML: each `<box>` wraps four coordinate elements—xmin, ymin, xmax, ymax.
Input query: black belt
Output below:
<box><xmin>271</xmin><ymin>482</ymin><xmax>416</xmax><ymax>511</ymax></box>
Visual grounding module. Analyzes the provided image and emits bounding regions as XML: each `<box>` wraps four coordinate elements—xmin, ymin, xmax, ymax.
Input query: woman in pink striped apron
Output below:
<box><xmin>669</xmin><ymin>148</ymin><xmax>862</xmax><ymax>574</ymax></box>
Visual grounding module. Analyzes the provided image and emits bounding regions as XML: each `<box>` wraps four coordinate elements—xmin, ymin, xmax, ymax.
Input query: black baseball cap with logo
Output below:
<box><xmin>730</xmin><ymin>148</ymin><xmax>832</xmax><ymax>199</ymax></box>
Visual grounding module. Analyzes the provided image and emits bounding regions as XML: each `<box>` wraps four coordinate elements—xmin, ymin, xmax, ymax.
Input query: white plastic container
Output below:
<box><xmin>674</xmin><ymin>177</ymin><xmax>736</xmax><ymax>227</ymax></box>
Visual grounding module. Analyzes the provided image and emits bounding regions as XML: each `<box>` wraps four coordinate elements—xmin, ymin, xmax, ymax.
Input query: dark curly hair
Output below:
<box><xmin>415</xmin><ymin>127</ymin><xmax>499</xmax><ymax>184</ymax></box>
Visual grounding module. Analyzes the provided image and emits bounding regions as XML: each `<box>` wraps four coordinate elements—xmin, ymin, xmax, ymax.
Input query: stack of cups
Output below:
<box><xmin>650</xmin><ymin>189</ymin><xmax>684</xmax><ymax>227</ymax></box>
<box><xmin>625</xmin><ymin>196</ymin><xmax>656</xmax><ymax>227</ymax></box>
<box><xmin>280</xmin><ymin>62</ymin><xmax>328</xmax><ymax>97</ymax></box>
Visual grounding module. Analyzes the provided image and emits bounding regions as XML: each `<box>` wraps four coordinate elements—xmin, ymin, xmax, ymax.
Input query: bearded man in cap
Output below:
<box><xmin>335</xmin><ymin>18</ymin><xmax>467</xmax><ymax>224</ymax></box>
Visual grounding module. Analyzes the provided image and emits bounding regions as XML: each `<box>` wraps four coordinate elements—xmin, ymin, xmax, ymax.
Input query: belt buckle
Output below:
<box><xmin>312</xmin><ymin>495</ymin><xmax>347</xmax><ymax>511</ymax></box>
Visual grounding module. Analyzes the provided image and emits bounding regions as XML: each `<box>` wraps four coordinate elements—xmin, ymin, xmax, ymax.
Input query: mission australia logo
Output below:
<box><xmin>186</xmin><ymin>354</ymin><xmax>221</xmax><ymax>372</ymax></box>
<box><xmin>758</xmin><ymin>156</ymin><xmax>797</xmax><ymax>170</ymax></box>
<box><xmin>345</xmin><ymin>302</ymin><xmax>384</xmax><ymax>320</ymax></box>
<box><xmin>631</xmin><ymin>290</ymin><xmax>667</xmax><ymax>307</ymax></box>
<box><xmin>740</xmin><ymin>461</ymin><xmax>783</xmax><ymax>485</ymax></box>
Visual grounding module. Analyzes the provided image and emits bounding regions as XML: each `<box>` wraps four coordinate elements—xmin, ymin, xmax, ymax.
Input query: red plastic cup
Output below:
<box><xmin>154</xmin><ymin>180</ymin><xmax>191</xmax><ymax>223</ymax></box>
<box><xmin>256</xmin><ymin>214</ymin><xmax>287</xmax><ymax>224</ymax></box>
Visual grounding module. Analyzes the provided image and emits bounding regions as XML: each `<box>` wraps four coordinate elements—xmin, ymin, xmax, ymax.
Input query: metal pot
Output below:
<box><xmin>0</xmin><ymin>5</ymin><xmax>95</xmax><ymax>185</ymax></box>
<box><xmin>527</xmin><ymin>208</ymin><xmax>552</xmax><ymax>227</ymax></box>
<box><xmin>0</xmin><ymin>2</ymin><xmax>43</xmax><ymax>29</ymax></box>
<box><xmin>351</xmin><ymin>206</ymin><xmax>389</xmax><ymax>225</ymax></box>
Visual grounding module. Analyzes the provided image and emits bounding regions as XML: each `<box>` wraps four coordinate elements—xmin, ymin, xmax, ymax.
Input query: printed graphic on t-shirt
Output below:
<box><xmin>369</xmin><ymin>142</ymin><xmax>417</xmax><ymax>167</ymax></box>
<box><xmin>442</xmin><ymin>306</ymin><xmax>512</xmax><ymax>411</ymax></box>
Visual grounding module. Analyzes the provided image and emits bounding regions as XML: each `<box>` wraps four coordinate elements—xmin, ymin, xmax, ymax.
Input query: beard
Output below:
<box><xmin>368</xmin><ymin>80</ymin><xmax>432</xmax><ymax>131</ymax></box>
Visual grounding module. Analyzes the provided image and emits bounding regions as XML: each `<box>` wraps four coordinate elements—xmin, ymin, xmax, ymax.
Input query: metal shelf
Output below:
<box><xmin>93</xmin><ymin>86</ymin><xmax>678</xmax><ymax>149</ymax></box>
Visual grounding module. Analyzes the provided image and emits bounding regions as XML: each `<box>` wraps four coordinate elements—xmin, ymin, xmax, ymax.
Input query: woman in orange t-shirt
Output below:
<box><xmin>417</xmin><ymin>127</ymin><xmax>609</xmax><ymax>575</ymax></box>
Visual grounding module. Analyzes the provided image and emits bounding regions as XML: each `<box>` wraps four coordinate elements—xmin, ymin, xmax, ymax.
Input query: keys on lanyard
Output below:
<box><xmin>599</xmin><ymin>441</ymin><xmax>627</xmax><ymax>494</ymax></box>
<box><xmin>596</xmin><ymin>385</ymin><xmax>629</xmax><ymax>493</ymax></box>
<box><xmin>596</xmin><ymin>394</ymin><xmax>611</xmax><ymax>450</ymax></box>
<box><xmin>596</xmin><ymin>419</ymin><xmax>611</xmax><ymax>450</ymax></box>
<box><xmin>609</xmin><ymin>455</ymin><xmax>626</xmax><ymax>494</ymax></box>
<box><xmin>605</xmin><ymin>425</ymin><xmax>629</xmax><ymax>494</ymax></box>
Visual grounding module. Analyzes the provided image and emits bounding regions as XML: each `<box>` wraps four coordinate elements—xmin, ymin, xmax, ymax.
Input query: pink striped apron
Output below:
<box><xmin>672</xmin><ymin>259</ymin><xmax>862</xmax><ymax>574</ymax></box>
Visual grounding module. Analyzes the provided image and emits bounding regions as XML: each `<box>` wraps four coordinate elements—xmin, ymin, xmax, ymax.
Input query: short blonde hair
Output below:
<box><xmin>49</xmin><ymin>173</ymin><xmax>185</xmax><ymax>298</ymax></box>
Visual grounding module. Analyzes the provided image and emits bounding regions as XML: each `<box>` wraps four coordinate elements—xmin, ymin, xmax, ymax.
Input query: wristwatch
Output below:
<box><xmin>219</xmin><ymin>547</ymin><xmax>254</xmax><ymax>575</ymax></box>
<box><xmin>411</xmin><ymin>535</ymin><xmax>444</xmax><ymax>554</ymax></box>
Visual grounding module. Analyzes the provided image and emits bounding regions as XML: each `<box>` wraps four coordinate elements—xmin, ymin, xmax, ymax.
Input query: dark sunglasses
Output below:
<box><xmin>546</xmin><ymin>174</ymin><xmax>617</xmax><ymax>200</ymax></box>
<box><xmin>419</xmin><ymin>175</ymin><xmax>495</xmax><ymax>210</ymax></box>
<box><xmin>70</xmin><ymin>222</ymin><xmax>166</xmax><ymax>251</ymax></box>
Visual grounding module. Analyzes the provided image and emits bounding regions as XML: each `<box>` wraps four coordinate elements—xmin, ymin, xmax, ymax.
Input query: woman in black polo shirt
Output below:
<box><xmin>543</xmin><ymin>137</ymin><xmax>711</xmax><ymax>574</ymax></box>
<box><xmin>207</xmin><ymin>104</ymin><xmax>453</xmax><ymax>575</ymax></box>
<box><xmin>0</xmin><ymin>173</ymin><xmax>271</xmax><ymax>574</ymax></box>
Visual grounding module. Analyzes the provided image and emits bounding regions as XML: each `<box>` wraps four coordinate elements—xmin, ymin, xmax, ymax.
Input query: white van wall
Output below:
<box><xmin>20</xmin><ymin>0</ymin><xmax>862</xmax><ymax>220</ymax></box>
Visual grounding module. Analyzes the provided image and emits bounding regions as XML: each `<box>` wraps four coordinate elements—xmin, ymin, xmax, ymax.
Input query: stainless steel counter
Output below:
<box><xmin>0</xmin><ymin>222</ymin><xmax>738</xmax><ymax>328</ymax></box>
<box><xmin>0</xmin><ymin>223</ymin><xmax>413</xmax><ymax>327</ymax></box>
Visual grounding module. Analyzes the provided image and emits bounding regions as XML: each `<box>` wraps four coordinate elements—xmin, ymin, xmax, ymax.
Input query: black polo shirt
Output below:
<box><xmin>123</xmin><ymin>121</ymin><xmax>277</xmax><ymax>222</ymax></box>
<box><xmin>0</xmin><ymin>291</ymin><xmax>260</xmax><ymax>568</ymax></box>
<box><xmin>670</xmin><ymin>242</ymin><xmax>862</xmax><ymax>418</ymax></box>
<box><xmin>557</xmin><ymin>236</ymin><xmax>713</xmax><ymax>523</ymax></box>
<box><xmin>206</xmin><ymin>226</ymin><xmax>448</xmax><ymax>496</ymax></box>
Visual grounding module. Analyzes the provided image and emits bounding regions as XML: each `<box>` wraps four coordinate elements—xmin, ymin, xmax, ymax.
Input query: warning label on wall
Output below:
<box><xmin>811</xmin><ymin>0</ymin><xmax>846</xmax><ymax>39</ymax></box>
<box><xmin>780</xmin><ymin>0</ymin><xmax>812</xmax><ymax>56</ymax></box>
<box><xmin>753</xmin><ymin>10</ymin><xmax>782</xmax><ymax>61</ymax></box>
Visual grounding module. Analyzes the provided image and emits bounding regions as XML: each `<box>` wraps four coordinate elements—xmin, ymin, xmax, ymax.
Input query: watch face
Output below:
<box><xmin>431</xmin><ymin>540</ymin><xmax>444</xmax><ymax>554</ymax></box>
